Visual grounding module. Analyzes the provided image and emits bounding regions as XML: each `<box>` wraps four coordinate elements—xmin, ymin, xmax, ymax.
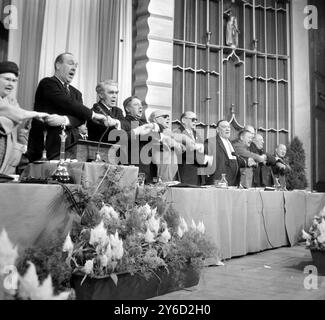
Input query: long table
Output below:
<box><xmin>1</xmin><ymin>183</ymin><xmax>325</xmax><ymax>261</ymax></box>
<box><xmin>166</xmin><ymin>187</ymin><xmax>325</xmax><ymax>260</ymax></box>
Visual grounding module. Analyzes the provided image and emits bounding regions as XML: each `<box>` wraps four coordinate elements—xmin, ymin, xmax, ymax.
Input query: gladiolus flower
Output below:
<box><xmin>179</xmin><ymin>217</ymin><xmax>188</xmax><ymax>233</ymax></box>
<box><xmin>197</xmin><ymin>222</ymin><xmax>206</xmax><ymax>234</ymax></box>
<box><xmin>89</xmin><ymin>221</ymin><xmax>109</xmax><ymax>247</ymax></box>
<box><xmin>144</xmin><ymin>228</ymin><xmax>155</xmax><ymax>243</ymax></box>
<box><xmin>302</xmin><ymin>229</ymin><xmax>311</xmax><ymax>240</ymax></box>
<box><xmin>109</xmin><ymin>231</ymin><xmax>124</xmax><ymax>260</ymax></box>
<box><xmin>100</xmin><ymin>255</ymin><xmax>109</xmax><ymax>268</ymax></box>
<box><xmin>19</xmin><ymin>262</ymin><xmax>70</xmax><ymax>300</ymax></box>
<box><xmin>139</xmin><ymin>203</ymin><xmax>152</xmax><ymax>218</ymax></box>
<box><xmin>83</xmin><ymin>260</ymin><xmax>94</xmax><ymax>275</ymax></box>
<box><xmin>100</xmin><ymin>205</ymin><xmax>119</xmax><ymax>220</ymax></box>
<box><xmin>177</xmin><ymin>226</ymin><xmax>184</xmax><ymax>238</ymax></box>
<box><xmin>160</xmin><ymin>228</ymin><xmax>171</xmax><ymax>244</ymax></box>
<box><xmin>105</xmin><ymin>243</ymin><xmax>112</xmax><ymax>262</ymax></box>
<box><xmin>62</xmin><ymin>233</ymin><xmax>74</xmax><ymax>254</ymax></box>
<box><xmin>147</xmin><ymin>215</ymin><xmax>160</xmax><ymax>235</ymax></box>
<box><xmin>0</xmin><ymin>229</ymin><xmax>18</xmax><ymax>273</ymax></box>
<box><xmin>191</xmin><ymin>219</ymin><xmax>197</xmax><ymax>230</ymax></box>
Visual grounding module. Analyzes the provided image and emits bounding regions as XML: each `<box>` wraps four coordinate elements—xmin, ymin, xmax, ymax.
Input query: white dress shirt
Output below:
<box><xmin>220</xmin><ymin>136</ymin><xmax>237</xmax><ymax>159</ymax></box>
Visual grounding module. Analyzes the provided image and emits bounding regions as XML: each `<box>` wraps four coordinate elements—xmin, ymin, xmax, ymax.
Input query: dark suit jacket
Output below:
<box><xmin>204</xmin><ymin>134</ymin><xmax>246</xmax><ymax>186</ymax></box>
<box><xmin>173</xmin><ymin>125</ymin><xmax>205</xmax><ymax>185</ymax></box>
<box><xmin>27</xmin><ymin>76</ymin><xmax>92</xmax><ymax>161</ymax></box>
<box><xmin>249</xmin><ymin>143</ymin><xmax>276</xmax><ymax>187</ymax></box>
<box><xmin>120</xmin><ymin>114</ymin><xmax>160</xmax><ymax>184</ymax></box>
<box><xmin>87</xmin><ymin>101</ymin><xmax>125</xmax><ymax>142</ymax></box>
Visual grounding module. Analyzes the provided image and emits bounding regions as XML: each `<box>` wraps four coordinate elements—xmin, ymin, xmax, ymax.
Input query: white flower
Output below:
<box><xmin>147</xmin><ymin>215</ymin><xmax>160</xmax><ymax>235</ymax></box>
<box><xmin>144</xmin><ymin>228</ymin><xmax>155</xmax><ymax>243</ymax></box>
<box><xmin>302</xmin><ymin>229</ymin><xmax>311</xmax><ymax>240</ymax></box>
<box><xmin>197</xmin><ymin>221</ymin><xmax>206</xmax><ymax>234</ymax></box>
<box><xmin>89</xmin><ymin>221</ymin><xmax>109</xmax><ymax>247</ymax></box>
<box><xmin>139</xmin><ymin>203</ymin><xmax>152</xmax><ymax>218</ymax></box>
<box><xmin>83</xmin><ymin>260</ymin><xmax>94</xmax><ymax>275</ymax></box>
<box><xmin>109</xmin><ymin>231</ymin><xmax>124</xmax><ymax>260</ymax></box>
<box><xmin>317</xmin><ymin>234</ymin><xmax>325</xmax><ymax>244</ymax></box>
<box><xmin>318</xmin><ymin>219</ymin><xmax>325</xmax><ymax>236</ymax></box>
<box><xmin>160</xmin><ymin>228</ymin><xmax>171</xmax><ymax>244</ymax></box>
<box><xmin>19</xmin><ymin>262</ymin><xmax>70</xmax><ymax>300</ymax></box>
<box><xmin>179</xmin><ymin>217</ymin><xmax>188</xmax><ymax>233</ymax></box>
<box><xmin>177</xmin><ymin>226</ymin><xmax>184</xmax><ymax>238</ymax></box>
<box><xmin>100</xmin><ymin>255</ymin><xmax>109</xmax><ymax>268</ymax></box>
<box><xmin>0</xmin><ymin>229</ymin><xmax>18</xmax><ymax>273</ymax></box>
<box><xmin>105</xmin><ymin>243</ymin><xmax>112</xmax><ymax>262</ymax></box>
<box><xmin>191</xmin><ymin>219</ymin><xmax>197</xmax><ymax>230</ymax></box>
<box><xmin>62</xmin><ymin>233</ymin><xmax>74</xmax><ymax>254</ymax></box>
<box><xmin>100</xmin><ymin>205</ymin><xmax>119</xmax><ymax>220</ymax></box>
<box><xmin>319</xmin><ymin>206</ymin><xmax>325</xmax><ymax>218</ymax></box>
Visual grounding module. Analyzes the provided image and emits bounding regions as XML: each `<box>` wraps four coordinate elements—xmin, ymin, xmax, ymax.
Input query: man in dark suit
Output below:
<box><xmin>120</xmin><ymin>96</ymin><xmax>160</xmax><ymax>183</ymax></box>
<box><xmin>87</xmin><ymin>80</ymin><xmax>125</xmax><ymax>142</ymax></box>
<box><xmin>173</xmin><ymin>111</ymin><xmax>207</xmax><ymax>185</ymax></box>
<box><xmin>204</xmin><ymin>120</ymin><xmax>246</xmax><ymax>186</ymax></box>
<box><xmin>27</xmin><ymin>52</ymin><xmax>108</xmax><ymax>161</ymax></box>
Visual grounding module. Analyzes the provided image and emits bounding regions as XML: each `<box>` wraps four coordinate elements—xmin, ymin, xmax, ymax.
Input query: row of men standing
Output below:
<box><xmin>0</xmin><ymin>53</ymin><xmax>291</xmax><ymax>187</ymax></box>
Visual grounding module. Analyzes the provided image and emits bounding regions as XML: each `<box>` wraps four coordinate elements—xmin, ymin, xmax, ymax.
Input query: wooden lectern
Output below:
<box><xmin>49</xmin><ymin>140</ymin><xmax>120</xmax><ymax>164</ymax></box>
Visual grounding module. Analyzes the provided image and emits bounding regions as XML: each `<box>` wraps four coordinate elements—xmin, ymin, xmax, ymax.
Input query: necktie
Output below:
<box><xmin>64</xmin><ymin>83</ymin><xmax>70</xmax><ymax>96</ymax></box>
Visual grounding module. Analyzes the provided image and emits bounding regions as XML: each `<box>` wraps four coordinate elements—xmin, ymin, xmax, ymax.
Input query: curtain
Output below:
<box><xmin>97</xmin><ymin>0</ymin><xmax>120</xmax><ymax>84</ymax></box>
<box><xmin>38</xmin><ymin>0</ymin><xmax>100</xmax><ymax>108</ymax></box>
<box><xmin>118</xmin><ymin>0</ymin><xmax>133</xmax><ymax>111</ymax></box>
<box><xmin>0</xmin><ymin>0</ymin><xmax>11</xmax><ymax>61</ymax></box>
<box><xmin>7</xmin><ymin>0</ymin><xmax>45</xmax><ymax>110</ymax></box>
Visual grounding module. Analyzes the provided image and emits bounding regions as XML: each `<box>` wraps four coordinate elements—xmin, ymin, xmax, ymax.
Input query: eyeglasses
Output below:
<box><xmin>185</xmin><ymin>117</ymin><xmax>197</xmax><ymax>122</ymax></box>
<box><xmin>156</xmin><ymin>115</ymin><xmax>169</xmax><ymax>119</ymax></box>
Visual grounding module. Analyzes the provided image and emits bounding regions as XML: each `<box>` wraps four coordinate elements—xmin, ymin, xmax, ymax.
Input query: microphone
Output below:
<box><xmin>95</xmin><ymin>123</ymin><xmax>110</xmax><ymax>162</ymax></box>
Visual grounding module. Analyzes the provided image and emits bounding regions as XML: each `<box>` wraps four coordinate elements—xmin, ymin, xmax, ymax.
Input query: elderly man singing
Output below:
<box><xmin>27</xmin><ymin>52</ymin><xmax>109</xmax><ymax>161</ymax></box>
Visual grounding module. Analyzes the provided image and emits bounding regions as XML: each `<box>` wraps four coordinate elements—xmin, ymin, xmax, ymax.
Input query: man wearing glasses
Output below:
<box><xmin>87</xmin><ymin>80</ymin><xmax>125</xmax><ymax>142</ymax></box>
<box><xmin>173</xmin><ymin>111</ymin><xmax>207</xmax><ymax>185</ymax></box>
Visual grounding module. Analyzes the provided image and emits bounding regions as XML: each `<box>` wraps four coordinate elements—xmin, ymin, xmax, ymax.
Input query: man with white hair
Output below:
<box><xmin>272</xmin><ymin>144</ymin><xmax>291</xmax><ymax>188</ymax></box>
<box><xmin>87</xmin><ymin>80</ymin><xmax>124</xmax><ymax>142</ymax></box>
<box><xmin>250</xmin><ymin>133</ymin><xmax>277</xmax><ymax>187</ymax></box>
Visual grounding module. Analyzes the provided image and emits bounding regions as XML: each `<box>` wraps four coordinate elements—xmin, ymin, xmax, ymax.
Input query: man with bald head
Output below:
<box><xmin>27</xmin><ymin>52</ymin><xmax>108</xmax><ymax>161</ymax></box>
<box><xmin>204</xmin><ymin>120</ymin><xmax>246</xmax><ymax>186</ymax></box>
<box><xmin>272</xmin><ymin>144</ymin><xmax>291</xmax><ymax>188</ymax></box>
<box><xmin>249</xmin><ymin>133</ymin><xmax>277</xmax><ymax>187</ymax></box>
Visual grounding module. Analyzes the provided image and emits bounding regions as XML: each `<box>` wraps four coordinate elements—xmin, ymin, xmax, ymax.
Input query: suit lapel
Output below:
<box><xmin>216</xmin><ymin>135</ymin><xmax>229</xmax><ymax>157</ymax></box>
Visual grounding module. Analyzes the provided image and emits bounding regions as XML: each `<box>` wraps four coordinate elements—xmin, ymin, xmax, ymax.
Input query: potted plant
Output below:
<box><xmin>302</xmin><ymin>206</ymin><xmax>325</xmax><ymax>275</ymax></box>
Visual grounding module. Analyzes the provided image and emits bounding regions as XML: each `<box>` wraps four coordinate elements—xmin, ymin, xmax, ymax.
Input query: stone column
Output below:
<box><xmin>133</xmin><ymin>0</ymin><xmax>174</xmax><ymax>119</ymax></box>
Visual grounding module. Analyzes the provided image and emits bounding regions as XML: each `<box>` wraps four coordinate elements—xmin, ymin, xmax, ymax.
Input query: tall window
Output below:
<box><xmin>173</xmin><ymin>0</ymin><xmax>290</xmax><ymax>152</ymax></box>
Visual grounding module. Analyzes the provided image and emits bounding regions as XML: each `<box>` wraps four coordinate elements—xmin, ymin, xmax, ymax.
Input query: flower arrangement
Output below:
<box><xmin>67</xmin><ymin>200</ymin><xmax>216</xmax><ymax>284</ymax></box>
<box><xmin>302</xmin><ymin>206</ymin><xmax>325</xmax><ymax>251</ymax></box>
<box><xmin>5</xmin><ymin>168</ymin><xmax>219</xmax><ymax>299</ymax></box>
